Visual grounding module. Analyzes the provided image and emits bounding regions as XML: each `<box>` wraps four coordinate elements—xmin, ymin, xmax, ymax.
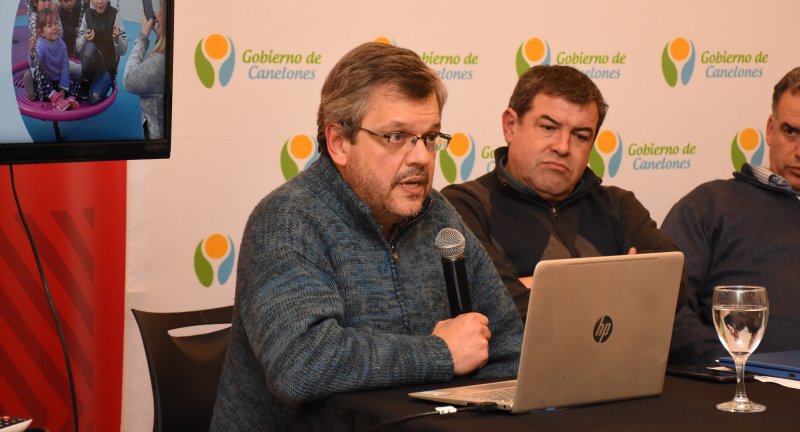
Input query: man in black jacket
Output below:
<box><xmin>442</xmin><ymin>65</ymin><xmax>685</xmax><ymax>321</ymax></box>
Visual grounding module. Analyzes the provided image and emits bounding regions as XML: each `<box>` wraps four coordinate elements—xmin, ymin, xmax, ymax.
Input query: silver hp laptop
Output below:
<box><xmin>410</xmin><ymin>252</ymin><xmax>684</xmax><ymax>413</ymax></box>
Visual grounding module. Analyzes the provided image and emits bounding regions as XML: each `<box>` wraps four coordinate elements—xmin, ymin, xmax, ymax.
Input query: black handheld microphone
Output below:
<box><xmin>435</xmin><ymin>228</ymin><xmax>472</xmax><ymax>317</ymax></box>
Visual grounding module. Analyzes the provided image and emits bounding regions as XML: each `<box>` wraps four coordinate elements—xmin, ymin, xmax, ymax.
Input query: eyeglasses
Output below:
<box><xmin>360</xmin><ymin>128</ymin><xmax>451</xmax><ymax>152</ymax></box>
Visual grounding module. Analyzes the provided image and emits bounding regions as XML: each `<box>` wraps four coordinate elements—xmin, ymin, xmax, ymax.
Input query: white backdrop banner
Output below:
<box><xmin>123</xmin><ymin>1</ymin><xmax>799</xmax><ymax>429</ymax></box>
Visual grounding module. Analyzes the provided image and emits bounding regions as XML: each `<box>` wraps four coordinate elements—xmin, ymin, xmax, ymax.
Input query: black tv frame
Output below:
<box><xmin>0</xmin><ymin>0</ymin><xmax>173</xmax><ymax>165</ymax></box>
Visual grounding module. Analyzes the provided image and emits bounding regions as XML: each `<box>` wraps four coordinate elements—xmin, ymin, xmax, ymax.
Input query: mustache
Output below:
<box><xmin>392</xmin><ymin>165</ymin><xmax>429</xmax><ymax>187</ymax></box>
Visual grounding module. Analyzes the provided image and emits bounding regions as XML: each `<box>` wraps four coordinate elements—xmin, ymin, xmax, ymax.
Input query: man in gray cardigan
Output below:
<box><xmin>663</xmin><ymin>66</ymin><xmax>800</xmax><ymax>366</ymax></box>
<box><xmin>210</xmin><ymin>42</ymin><xmax>523</xmax><ymax>431</ymax></box>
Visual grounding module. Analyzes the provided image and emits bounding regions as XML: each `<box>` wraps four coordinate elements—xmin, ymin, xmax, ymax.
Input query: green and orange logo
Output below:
<box><xmin>516</xmin><ymin>38</ymin><xmax>551</xmax><ymax>77</ymax></box>
<box><xmin>195</xmin><ymin>34</ymin><xmax>236</xmax><ymax>88</ymax></box>
<box><xmin>662</xmin><ymin>37</ymin><xmax>695</xmax><ymax>87</ymax></box>
<box><xmin>194</xmin><ymin>234</ymin><xmax>236</xmax><ymax>287</ymax></box>
<box><xmin>281</xmin><ymin>134</ymin><xmax>320</xmax><ymax>180</ymax></box>
<box><xmin>589</xmin><ymin>130</ymin><xmax>623</xmax><ymax>178</ymax></box>
<box><xmin>374</xmin><ymin>36</ymin><xmax>397</xmax><ymax>46</ymax></box>
<box><xmin>731</xmin><ymin>127</ymin><xmax>765</xmax><ymax>171</ymax></box>
<box><xmin>440</xmin><ymin>132</ymin><xmax>476</xmax><ymax>183</ymax></box>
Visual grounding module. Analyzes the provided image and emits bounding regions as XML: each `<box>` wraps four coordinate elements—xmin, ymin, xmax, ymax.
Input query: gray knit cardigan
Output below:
<box><xmin>210</xmin><ymin>155</ymin><xmax>522</xmax><ymax>430</ymax></box>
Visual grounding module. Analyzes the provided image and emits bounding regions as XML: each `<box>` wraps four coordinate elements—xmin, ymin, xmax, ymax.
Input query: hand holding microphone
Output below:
<box><xmin>432</xmin><ymin>313</ymin><xmax>491</xmax><ymax>375</ymax></box>
<box><xmin>432</xmin><ymin>228</ymin><xmax>489</xmax><ymax>375</ymax></box>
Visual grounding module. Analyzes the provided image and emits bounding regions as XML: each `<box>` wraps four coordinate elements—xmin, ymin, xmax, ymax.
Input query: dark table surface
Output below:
<box><xmin>295</xmin><ymin>375</ymin><xmax>797</xmax><ymax>431</ymax></box>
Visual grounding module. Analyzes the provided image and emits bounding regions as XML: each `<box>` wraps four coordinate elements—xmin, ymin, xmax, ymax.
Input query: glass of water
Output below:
<box><xmin>712</xmin><ymin>285</ymin><xmax>768</xmax><ymax>413</ymax></box>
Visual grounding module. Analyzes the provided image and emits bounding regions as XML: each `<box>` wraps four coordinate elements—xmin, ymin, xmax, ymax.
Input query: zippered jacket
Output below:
<box><xmin>211</xmin><ymin>155</ymin><xmax>523</xmax><ymax>430</ymax></box>
<box><xmin>442</xmin><ymin>146</ymin><xmax>685</xmax><ymax>320</ymax></box>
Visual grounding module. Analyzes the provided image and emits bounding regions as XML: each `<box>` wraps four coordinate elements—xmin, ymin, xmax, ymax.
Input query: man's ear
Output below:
<box><xmin>326</xmin><ymin>123</ymin><xmax>348</xmax><ymax>167</ymax></box>
<box><xmin>765</xmin><ymin>115</ymin><xmax>774</xmax><ymax>147</ymax></box>
<box><xmin>501</xmin><ymin>108</ymin><xmax>518</xmax><ymax>145</ymax></box>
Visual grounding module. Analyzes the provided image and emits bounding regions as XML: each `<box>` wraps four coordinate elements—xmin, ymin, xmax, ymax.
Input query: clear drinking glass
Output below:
<box><xmin>712</xmin><ymin>285</ymin><xmax>768</xmax><ymax>413</ymax></box>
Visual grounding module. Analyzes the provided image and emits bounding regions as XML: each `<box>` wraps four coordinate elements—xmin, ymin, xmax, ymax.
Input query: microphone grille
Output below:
<box><xmin>435</xmin><ymin>228</ymin><xmax>466</xmax><ymax>259</ymax></box>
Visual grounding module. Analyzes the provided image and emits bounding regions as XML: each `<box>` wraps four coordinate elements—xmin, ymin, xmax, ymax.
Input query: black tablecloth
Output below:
<box><xmin>295</xmin><ymin>376</ymin><xmax>796</xmax><ymax>431</ymax></box>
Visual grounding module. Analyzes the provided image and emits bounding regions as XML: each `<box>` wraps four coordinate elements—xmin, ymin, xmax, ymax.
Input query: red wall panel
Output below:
<box><xmin>0</xmin><ymin>162</ymin><xmax>125</xmax><ymax>432</ymax></box>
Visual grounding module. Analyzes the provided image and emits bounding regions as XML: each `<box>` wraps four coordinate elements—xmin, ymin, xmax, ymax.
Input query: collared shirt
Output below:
<box><xmin>750</xmin><ymin>164</ymin><xmax>800</xmax><ymax>199</ymax></box>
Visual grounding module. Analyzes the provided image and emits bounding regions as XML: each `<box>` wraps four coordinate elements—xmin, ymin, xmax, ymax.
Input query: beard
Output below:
<box><xmin>346</xmin><ymin>154</ymin><xmax>431</xmax><ymax>226</ymax></box>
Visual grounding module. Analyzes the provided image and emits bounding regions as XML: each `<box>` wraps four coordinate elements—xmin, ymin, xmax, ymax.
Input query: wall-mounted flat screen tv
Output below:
<box><xmin>1</xmin><ymin>0</ymin><xmax>172</xmax><ymax>164</ymax></box>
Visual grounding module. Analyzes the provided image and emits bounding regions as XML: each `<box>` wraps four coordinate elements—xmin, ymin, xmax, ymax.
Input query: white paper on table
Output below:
<box><xmin>754</xmin><ymin>375</ymin><xmax>800</xmax><ymax>390</ymax></box>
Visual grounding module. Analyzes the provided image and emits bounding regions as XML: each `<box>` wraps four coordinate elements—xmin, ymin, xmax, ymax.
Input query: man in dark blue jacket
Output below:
<box><xmin>663</xmin><ymin>66</ymin><xmax>800</xmax><ymax>366</ymax></box>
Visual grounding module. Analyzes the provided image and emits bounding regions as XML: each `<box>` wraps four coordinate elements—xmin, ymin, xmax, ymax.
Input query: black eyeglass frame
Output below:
<box><xmin>359</xmin><ymin>127</ymin><xmax>452</xmax><ymax>152</ymax></box>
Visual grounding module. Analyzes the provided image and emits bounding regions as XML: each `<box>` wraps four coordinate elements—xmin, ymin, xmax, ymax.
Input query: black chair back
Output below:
<box><xmin>131</xmin><ymin>305</ymin><xmax>233</xmax><ymax>432</ymax></box>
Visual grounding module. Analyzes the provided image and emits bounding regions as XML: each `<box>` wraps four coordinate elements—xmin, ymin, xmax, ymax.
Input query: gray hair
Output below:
<box><xmin>772</xmin><ymin>66</ymin><xmax>800</xmax><ymax>113</ymax></box>
<box><xmin>316</xmin><ymin>42</ymin><xmax>447</xmax><ymax>154</ymax></box>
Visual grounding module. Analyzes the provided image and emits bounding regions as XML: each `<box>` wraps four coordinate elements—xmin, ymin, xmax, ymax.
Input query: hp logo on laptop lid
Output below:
<box><xmin>593</xmin><ymin>315</ymin><xmax>613</xmax><ymax>343</ymax></box>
